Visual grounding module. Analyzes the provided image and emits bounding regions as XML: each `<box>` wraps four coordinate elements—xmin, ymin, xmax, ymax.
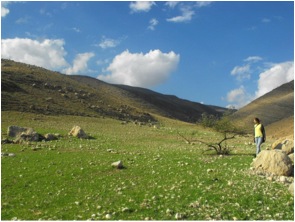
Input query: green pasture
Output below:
<box><xmin>1</xmin><ymin>111</ymin><xmax>293</xmax><ymax>220</ymax></box>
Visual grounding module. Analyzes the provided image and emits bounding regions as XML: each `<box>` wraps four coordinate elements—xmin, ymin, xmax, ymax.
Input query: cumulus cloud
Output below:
<box><xmin>195</xmin><ymin>1</ymin><xmax>212</xmax><ymax>8</ymax></box>
<box><xmin>1</xmin><ymin>3</ymin><xmax>9</xmax><ymax>17</ymax></box>
<box><xmin>98</xmin><ymin>36</ymin><xmax>120</xmax><ymax>49</ymax></box>
<box><xmin>231</xmin><ymin>64</ymin><xmax>251</xmax><ymax>81</ymax></box>
<box><xmin>244</xmin><ymin>56</ymin><xmax>263</xmax><ymax>63</ymax></box>
<box><xmin>165</xmin><ymin>1</ymin><xmax>179</xmax><ymax>9</ymax></box>
<box><xmin>130</xmin><ymin>1</ymin><xmax>155</xmax><ymax>13</ymax></box>
<box><xmin>226</xmin><ymin>86</ymin><xmax>252</xmax><ymax>108</ymax></box>
<box><xmin>1</xmin><ymin>38</ymin><xmax>68</xmax><ymax>70</ymax></box>
<box><xmin>97</xmin><ymin>49</ymin><xmax>180</xmax><ymax>87</ymax></box>
<box><xmin>148</xmin><ymin>18</ymin><xmax>159</xmax><ymax>30</ymax></box>
<box><xmin>63</xmin><ymin>52</ymin><xmax>95</xmax><ymax>75</ymax></box>
<box><xmin>255</xmin><ymin>61</ymin><xmax>294</xmax><ymax>98</ymax></box>
<box><xmin>226</xmin><ymin>60</ymin><xmax>294</xmax><ymax>108</ymax></box>
<box><xmin>167</xmin><ymin>5</ymin><xmax>195</xmax><ymax>23</ymax></box>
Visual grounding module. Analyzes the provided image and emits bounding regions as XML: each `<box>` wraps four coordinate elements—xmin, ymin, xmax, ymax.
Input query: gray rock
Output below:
<box><xmin>8</xmin><ymin>125</ymin><xmax>40</xmax><ymax>142</ymax></box>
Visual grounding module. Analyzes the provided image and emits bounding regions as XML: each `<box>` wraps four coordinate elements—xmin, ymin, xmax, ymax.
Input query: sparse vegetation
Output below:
<box><xmin>178</xmin><ymin>113</ymin><xmax>247</xmax><ymax>155</ymax></box>
<box><xmin>1</xmin><ymin>59</ymin><xmax>293</xmax><ymax>220</ymax></box>
<box><xmin>1</xmin><ymin>111</ymin><xmax>293</xmax><ymax>220</ymax></box>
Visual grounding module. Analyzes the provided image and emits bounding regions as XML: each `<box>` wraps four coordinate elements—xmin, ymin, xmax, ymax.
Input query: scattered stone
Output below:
<box><xmin>207</xmin><ymin>169</ymin><xmax>213</xmax><ymax>173</ymax></box>
<box><xmin>288</xmin><ymin>183</ymin><xmax>294</xmax><ymax>196</ymax></box>
<box><xmin>175</xmin><ymin>213</ymin><xmax>185</xmax><ymax>220</ymax></box>
<box><xmin>68</xmin><ymin>126</ymin><xmax>88</xmax><ymax>139</ymax></box>
<box><xmin>279</xmin><ymin>176</ymin><xmax>287</xmax><ymax>183</ymax></box>
<box><xmin>105</xmin><ymin>214</ymin><xmax>112</xmax><ymax>219</ymax></box>
<box><xmin>1</xmin><ymin>153</ymin><xmax>15</xmax><ymax>157</ymax></box>
<box><xmin>251</xmin><ymin>150</ymin><xmax>293</xmax><ymax>176</ymax></box>
<box><xmin>111</xmin><ymin>160</ymin><xmax>124</xmax><ymax>169</ymax></box>
<box><xmin>189</xmin><ymin>201</ymin><xmax>200</xmax><ymax>208</ymax></box>
<box><xmin>166</xmin><ymin>208</ymin><xmax>174</xmax><ymax>215</ymax></box>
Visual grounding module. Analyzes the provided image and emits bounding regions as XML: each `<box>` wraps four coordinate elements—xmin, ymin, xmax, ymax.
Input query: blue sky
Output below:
<box><xmin>1</xmin><ymin>1</ymin><xmax>294</xmax><ymax>108</ymax></box>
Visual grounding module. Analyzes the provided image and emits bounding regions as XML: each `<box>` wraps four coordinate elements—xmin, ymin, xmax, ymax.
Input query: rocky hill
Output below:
<box><xmin>232</xmin><ymin>80</ymin><xmax>294</xmax><ymax>135</ymax></box>
<box><xmin>1</xmin><ymin>59</ymin><xmax>226</xmax><ymax>123</ymax></box>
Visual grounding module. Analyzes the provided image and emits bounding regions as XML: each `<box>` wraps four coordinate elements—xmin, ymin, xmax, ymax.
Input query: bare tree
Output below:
<box><xmin>178</xmin><ymin>114</ymin><xmax>246</xmax><ymax>155</ymax></box>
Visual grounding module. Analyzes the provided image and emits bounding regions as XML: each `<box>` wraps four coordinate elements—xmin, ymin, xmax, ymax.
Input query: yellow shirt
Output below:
<box><xmin>254</xmin><ymin>124</ymin><xmax>263</xmax><ymax>137</ymax></box>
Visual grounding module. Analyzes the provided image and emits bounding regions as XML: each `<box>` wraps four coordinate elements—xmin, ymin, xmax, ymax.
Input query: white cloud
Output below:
<box><xmin>195</xmin><ymin>1</ymin><xmax>212</xmax><ymax>8</ymax></box>
<box><xmin>230</xmin><ymin>64</ymin><xmax>251</xmax><ymax>81</ymax></box>
<box><xmin>98</xmin><ymin>36</ymin><xmax>120</xmax><ymax>49</ymax></box>
<box><xmin>16</xmin><ymin>16</ymin><xmax>30</xmax><ymax>24</ymax></box>
<box><xmin>262</xmin><ymin>18</ymin><xmax>271</xmax><ymax>23</ymax></box>
<box><xmin>255</xmin><ymin>61</ymin><xmax>294</xmax><ymax>98</ymax></box>
<box><xmin>226</xmin><ymin>85</ymin><xmax>252</xmax><ymax>108</ymax></box>
<box><xmin>148</xmin><ymin>18</ymin><xmax>159</xmax><ymax>30</ymax></box>
<box><xmin>1</xmin><ymin>2</ymin><xmax>10</xmax><ymax>17</ymax></box>
<box><xmin>72</xmin><ymin>27</ymin><xmax>81</xmax><ymax>33</ymax></box>
<box><xmin>244</xmin><ymin>56</ymin><xmax>263</xmax><ymax>63</ymax></box>
<box><xmin>1</xmin><ymin>38</ymin><xmax>68</xmax><ymax>70</ymax></box>
<box><xmin>63</xmin><ymin>52</ymin><xmax>95</xmax><ymax>75</ymax></box>
<box><xmin>167</xmin><ymin>5</ymin><xmax>195</xmax><ymax>23</ymax></box>
<box><xmin>97</xmin><ymin>49</ymin><xmax>180</xmax><ymax>87</ymax></box>
<box><xmin>130</xmin><ymin>1</ymin><xmax>155</xmax><ymax>13</ymax></box>
<box><xmin>165</xmin><ymin>1</ymin><xmax>179</xmax><ymax>9</ymax></box>
<box><xmin>226</xmin><ymin>60</ymin><xmax>294</xmax><ymax>108</ymax></box>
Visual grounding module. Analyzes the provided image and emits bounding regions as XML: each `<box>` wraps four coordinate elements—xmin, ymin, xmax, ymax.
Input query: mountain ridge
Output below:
<box><xmin>231</xmin><ymin>80</ymin><xmax>294</xmax><ymax>135</ymax></box>
<box><xmin>1</xmin><ymin>59</ymin><xmax>227</xmax><ymax>123</ymax></box>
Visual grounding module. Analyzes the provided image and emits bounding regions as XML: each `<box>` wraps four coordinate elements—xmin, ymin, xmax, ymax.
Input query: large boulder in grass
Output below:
<box><xmin>8</xmin><ymin>126</ymin><xmax>39</xmax><ymax>142</ymax></box>
<box><xmin>288</xmin><ymin>153</ymin><xmax>294</xmax><ymax>164</ymax></box>
<box><xmin>68</xmin><ymin>126</ymin><xmax>88</xmax><ymax>139</ymax></box>
<box><xmin>251</xmin><ymin>150</ymin><xmax>293</xmax><ymax>176</ymax></box>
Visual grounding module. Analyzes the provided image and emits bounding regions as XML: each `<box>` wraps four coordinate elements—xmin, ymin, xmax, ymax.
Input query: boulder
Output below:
<box><xmin>251</xmin><ymin>150</ymin><xmax>293</xmax><ymax>176</ymax></box>
<box><xmin>68</xmin><ymin>126</ymin><xmax>88</xmax><ymax>139</ymax></box>
<box><xmin>111</xmin><ymin>160</ymin><xmax>124</xmax><ymax>169</ymax></box>
<box><xmin>288</xmin><ymin>153</ymin><xmax>294</xmax><ymax>164</ymax></box>
<box><xmin>272</xmin><ymin>137</ymin><xmax>294</xmax><ymax>155</ymax></box>
<box><xmin>7</xmin><ymin>126</ymin><xmax>39</xmax><ymax>142</ymax></box>
<box><xmin>282</xmin><ymin>140</ymin><xmax>294</xmax><ymax>155</ymax></box>
<box><xmin>8</xmin><ymin>126</ymin><xmax>31</xmax><ymax>137</ymax></box>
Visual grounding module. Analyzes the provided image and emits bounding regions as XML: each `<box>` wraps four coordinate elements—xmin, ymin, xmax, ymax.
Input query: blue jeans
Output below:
<box><xmin>255</xmin><ymin>137</ymin><xmax>263</xmax><ymax>156</ymax></box>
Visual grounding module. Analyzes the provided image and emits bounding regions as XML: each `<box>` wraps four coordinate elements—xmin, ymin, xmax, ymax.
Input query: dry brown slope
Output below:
<box><xmin>1</xmin><ymin>59</ymin><xmax>227</xmax><ymax>123</ymax></box>
<box><xmin>232</xmin><ymin>80</ymin><xmax>294</xmax><ymax>134</ymax></box>
<box><xmin>266</xmin><ymin>116</ymin><xmax>294</xmax><ymax>139</ymax></box>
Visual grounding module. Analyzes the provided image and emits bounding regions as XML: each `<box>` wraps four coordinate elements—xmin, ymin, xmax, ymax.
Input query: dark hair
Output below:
<box><xmin>254</xmin><ymin>117</ymin><xmax>260</xmax><ymax>123</ymax></box>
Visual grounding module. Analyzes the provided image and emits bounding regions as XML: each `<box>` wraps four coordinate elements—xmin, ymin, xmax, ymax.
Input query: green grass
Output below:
<box><xmin>1</xmin><ymin>111</ymin><xmax>293</xmax><ymax>220</ymax></box>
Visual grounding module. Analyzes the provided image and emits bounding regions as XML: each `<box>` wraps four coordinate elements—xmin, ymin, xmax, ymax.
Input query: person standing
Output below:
<box><xmin>253</xmin><ymin>117</ymin><xmax>266</xmax><ymax>157</ymax></box>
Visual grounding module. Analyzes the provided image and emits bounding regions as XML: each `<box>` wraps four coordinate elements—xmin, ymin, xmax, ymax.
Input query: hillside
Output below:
<box><xmin>1</xmin><ymin>59</ymin><xmax>225</xmax><ymax>123</ymax></box>
<box><xmin>231</xmin><ymin>80</ymin><xmax>294</xmax><ymax>135</ymax></box>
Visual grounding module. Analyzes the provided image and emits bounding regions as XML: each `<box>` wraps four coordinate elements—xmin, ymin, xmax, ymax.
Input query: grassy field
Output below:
<box><xmin>1</xmin><ymin>111</ymin><xmax>294</xmax><ymax>220</ymax></box>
